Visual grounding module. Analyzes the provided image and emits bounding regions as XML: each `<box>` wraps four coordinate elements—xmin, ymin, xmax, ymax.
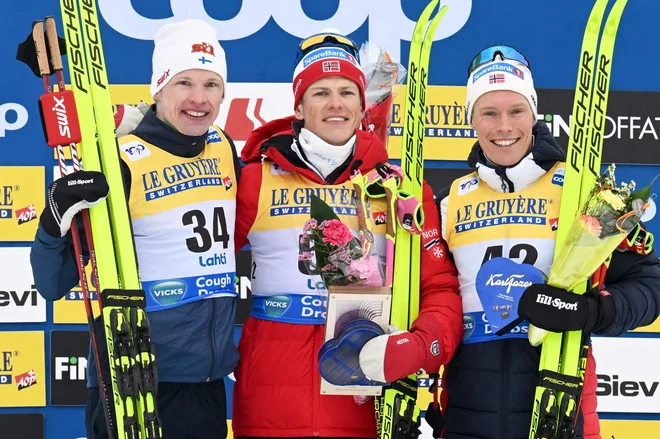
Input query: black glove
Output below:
<box><xmin>40</xmin><ymin>171</ymin><xmax>109</xmax><ymax>237</ymax></box>
<box><xmin>518</xmin><ymin>284</ymin><xmax>615</xmax><ymax>334</ymax></box>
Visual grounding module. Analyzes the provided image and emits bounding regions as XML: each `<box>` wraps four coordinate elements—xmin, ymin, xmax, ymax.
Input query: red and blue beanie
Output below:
<box><xmin>292</xmin><ymin>45</ymin><xmax>366</xmax><ymax>110</ymax></box>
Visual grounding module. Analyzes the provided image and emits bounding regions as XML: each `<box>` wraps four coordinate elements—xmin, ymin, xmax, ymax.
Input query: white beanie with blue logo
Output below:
<box><xmin>465</xmin><ymin>56</ymin><xmax>537</xmax><ymax>125</ymax></box>
<box><xmin>150</xmin><ymin>19</ymin><xmax>227</xmax><ymax>97</ymax></box>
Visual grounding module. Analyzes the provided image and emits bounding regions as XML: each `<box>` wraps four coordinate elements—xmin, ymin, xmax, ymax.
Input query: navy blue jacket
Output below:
<box><xmin>436</xmin><ymin>122</ymin><xmax>660</xmax><ymax>439</ymax></box>
<box><xmin>30</xmin><ymin>108</ymin><xmax>241</xmax><ymax>387</ymax></box>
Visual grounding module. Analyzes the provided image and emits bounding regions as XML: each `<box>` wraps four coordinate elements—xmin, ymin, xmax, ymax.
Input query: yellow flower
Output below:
<box><xmin>598</xmin><ymin>190</ymin><xmax>626</xmax><ymax>210</ymax></box>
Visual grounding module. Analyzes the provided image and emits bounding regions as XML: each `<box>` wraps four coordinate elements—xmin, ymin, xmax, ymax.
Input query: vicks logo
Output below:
<box><xmin>264</xmin><ymin>295</ymin><xmax>291</xmax><ymax>318</ymax></box>
<box><xmin>150</xmin><ymin>280</ymin><xmax>186</xmax><ymax>306</ymax></box>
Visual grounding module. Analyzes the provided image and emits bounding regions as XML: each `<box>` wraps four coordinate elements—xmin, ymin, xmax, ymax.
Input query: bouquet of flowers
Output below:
<box><xmin>299</xmin><ymin>195</ymin><xmax>382</xmax><ymax>287</ymax></box>
<box><xmin>528</xmin><ymin>164</ymin><xmax>656</xmax><ymax>345</ymax></box>
<box><xmin>359</xmin><ymin>42</ymin><xmax>407</xmax><ymax>148</ymax></box>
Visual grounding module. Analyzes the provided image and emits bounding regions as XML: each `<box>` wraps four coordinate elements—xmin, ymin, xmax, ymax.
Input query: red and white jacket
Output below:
<box><xmin>231</xmin><ymin>116</ymin><xmax>462</xmax><ymax>438</ymax></box>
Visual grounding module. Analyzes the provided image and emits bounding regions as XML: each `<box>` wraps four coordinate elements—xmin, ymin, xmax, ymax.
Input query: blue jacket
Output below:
<box><xmin>30</xmin><ymin>108</ymin><xmax>241</xmax><ymax>387</ymax></box>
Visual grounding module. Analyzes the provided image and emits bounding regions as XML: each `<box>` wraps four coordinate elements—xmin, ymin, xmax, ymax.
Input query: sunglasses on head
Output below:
<box><xmin>294</xmin><ymin>33</ymin><xmax>361</xmax><ymax>67</ymax></box>
<box><xmin>467</xmin><ymin>45</ymin><xmax>530</xmax><ymax>77</ymax></box>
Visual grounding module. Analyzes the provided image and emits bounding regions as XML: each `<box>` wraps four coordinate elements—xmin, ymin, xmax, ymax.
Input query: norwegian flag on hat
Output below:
<box><xmin>322</xmin><ymin>60</ymin><xmax>341</xmax><ymax>72</ymax></box>
<box><xmin>489</xmin><ymin>73</ymin><xmax>505</xmax><ymax>84</ymax></box>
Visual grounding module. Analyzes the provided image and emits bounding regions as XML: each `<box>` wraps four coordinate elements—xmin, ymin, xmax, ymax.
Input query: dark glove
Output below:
<box><xmin>518</xmin><ymin>284</ymin><xmax>615</xmax><ymax>334</ymax></box>
<box><xmin>40</xmin><ymin>170</ymin><xmax>109</xmax><ymax>237</ymax></box>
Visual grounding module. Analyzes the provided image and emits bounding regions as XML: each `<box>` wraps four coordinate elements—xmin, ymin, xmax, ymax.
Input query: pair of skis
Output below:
<box><xmin>529</xmin><ymin>1</ymin><xmax>627</xmax><ymax>438</ymax></box>
<box><xmin>376</xmin><ymin>2</ymin><xmax>447</xmax><ymax>438</ymax></box>
<box><xmin>27</xmin><ymin>2</ymin><xmax>162</xmax><ymax>437</ymax></box>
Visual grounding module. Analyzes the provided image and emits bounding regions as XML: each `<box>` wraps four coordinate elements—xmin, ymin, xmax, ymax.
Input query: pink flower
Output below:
<box><xmin>302</xmin><ymin>218</ymin><xmax>318</xmax><ymax>235</ymax></box>
<box><xmin>298</xmin><ymin>251</ymin><xmax>314</xmax><ymax>261</ymax></box>
<box><xmin>322</xmin><ymin>220</ymin><xmax>353</xmax><ymax>246</ymax></box>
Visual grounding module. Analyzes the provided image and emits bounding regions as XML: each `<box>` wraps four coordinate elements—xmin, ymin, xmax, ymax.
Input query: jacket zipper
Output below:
<box><xmin>501</xmin><ymin>340</ymin><xmax>510</xmax><ymax>439</ymax></box>
<box><xmin>207</xmin><ymin>299</ymin><xmax>217</xmax><ymax>381</ymax></box>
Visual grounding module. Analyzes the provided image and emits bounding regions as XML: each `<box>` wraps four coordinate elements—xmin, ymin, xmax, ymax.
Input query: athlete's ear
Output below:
<box><xmin>295</xmin><ymin>98</ymin><xmax>304</xmax><ymax>121</ymax></box>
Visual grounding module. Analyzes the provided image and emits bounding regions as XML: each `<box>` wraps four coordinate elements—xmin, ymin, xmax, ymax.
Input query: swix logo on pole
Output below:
<box><xmin>39</xmin><ymin>90</ymin><xmax>82</xmax><ymax>148</ymax></box>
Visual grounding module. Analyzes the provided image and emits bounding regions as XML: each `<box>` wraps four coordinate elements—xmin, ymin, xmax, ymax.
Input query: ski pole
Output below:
<box><xmin>33</xmin><ymin>17</ymin><xmax>117</xmax><ymax>439</ymax></box>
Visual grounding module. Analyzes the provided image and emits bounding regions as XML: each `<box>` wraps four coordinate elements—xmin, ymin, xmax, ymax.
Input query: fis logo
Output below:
<box><xmin>121</xmin><ymin>141</ymin><xmax>151</xmax><ymax>161</ymax></box>
<box><xmin>457</xmin><ymin>176</ymin><xmax>479</xmax><ymax>196</ymax></box>
<box><xmin>55</xmin><ymin>356</ymin><xmax>87</xmax><ymax>381</ymax></box>
<box><xmin>536</xmin><ymin>294</ymin><xmax>579</xmax><ymax>311</ymax></box>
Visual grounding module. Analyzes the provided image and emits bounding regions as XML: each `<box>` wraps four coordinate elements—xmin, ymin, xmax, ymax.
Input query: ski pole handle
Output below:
<box><xmin>32</xmin><ymin>21</ymin><xmax>50</xmax><ymax>77</ymax></box>
<box><xmin>45</xmin><ymin>17</ymin><xmax>63</xmax><ymax>72</ymax></box>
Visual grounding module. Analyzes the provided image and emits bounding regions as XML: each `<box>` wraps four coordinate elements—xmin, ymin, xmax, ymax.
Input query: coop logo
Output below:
<box><xmin>0</xmin><ymin>102</ymin><xmax>28</xmax><ymax>137</ymax></box>
<box><xmin>551</xmin><ymin>168</ymin><xmax>565</xmax><ymax>186</ymax></box>
<box><xmin>538</xmin><ymin>113</ymin><xmax>660</xmax><ymax>142</ymax></box>
<box><xmin>120</xmin><ymin>140</ymin><xmax>151</xmax><ymax>161</ymax></box>
<box><xmin>150</xmin><ymin>280</ymin><xmax>186</xmax><ymax>306</ymax></box>
<box><xmin>207</xmin><ymin>129</ymin><xmax>223</xmax><ymax>144</ymax></box>
<box><xmin>100</xmin><ymin>0</ymin><xmax>471</xmax><ymax>62</ymax></box>
<box><xmin>54</xmin><ymin>356</ymin><xmax>87</xmax><ymax>381</ymax></box>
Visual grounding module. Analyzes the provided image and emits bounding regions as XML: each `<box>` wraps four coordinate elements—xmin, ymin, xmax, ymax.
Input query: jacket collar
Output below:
<box><xmin>131</xmin><ymin>105</ymin><xmax>207</xmax><ymax>158</ymax></box>
<box><xmin>241</xmin><ymin>116</ymin><xmax>389</xmax><ymax>185</ymax></box>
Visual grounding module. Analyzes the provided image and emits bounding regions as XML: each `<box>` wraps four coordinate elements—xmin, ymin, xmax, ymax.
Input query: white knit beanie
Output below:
<box><xmin>465</xmin><ymin>56</ymin><xmax>537</xmax><ymax>125</ymax></box>
<box><xmin>150</xmin><ymin>19</ymin><xmax>227</xmax><ymax>97</ymax></box>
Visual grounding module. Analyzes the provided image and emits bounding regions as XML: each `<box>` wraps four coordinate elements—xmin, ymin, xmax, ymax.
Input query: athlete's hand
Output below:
<box><xmin>114</xmin><ymin>101</ymin><xmax>149</xmax><ymax>137</ymax></box>
<box><xmin>518</xmin><ymin>284</ymin><xmax>615</xmax><ymax>334</ymax></box>
<box><xmin>359</xmin><ymin>325</ymin><xmax>430</xmax><ymax>383</ymax></box>
<box><xmin>40</xmin><ymin>171</ymin><xmax>109</xmax><ymax>237</ymax></box>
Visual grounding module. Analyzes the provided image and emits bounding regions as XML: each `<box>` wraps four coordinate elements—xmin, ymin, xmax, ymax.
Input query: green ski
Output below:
<box><xmin>57</xmin><ymin>0</ymin><xmax>162</xmax><ymax>437</ymax></box>
<box><xmin>529</xmin><ymin>1</ymin><xmax>627</xmax><ymax>438</ymax></box>
<box><xmin>377</xmin><ymin>2</ymin><xmax>448</xmax><ymax>438</ymax></box>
